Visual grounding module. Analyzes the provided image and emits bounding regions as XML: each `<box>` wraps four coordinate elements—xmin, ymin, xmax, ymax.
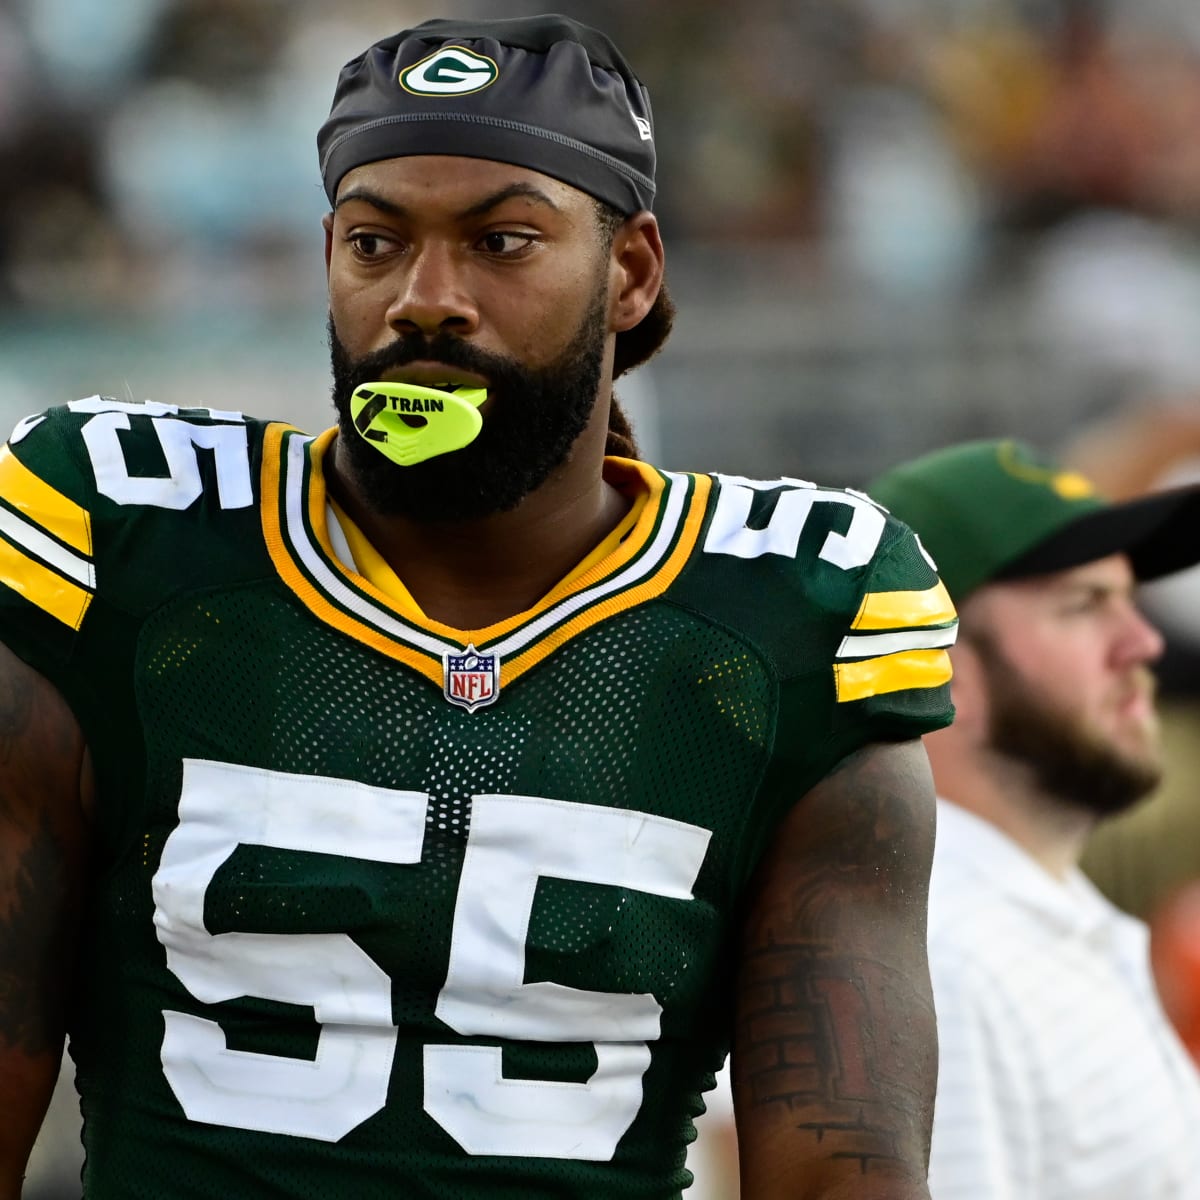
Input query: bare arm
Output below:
<box><xmin>733</xmin><ymin>739</ymin><xmax>937</xmax><ymax>1200</ymax></box>
<box><xmin>0</xmin><ymin>642</ymin><xmax>90</xmax><ymax>1200</ymax></box>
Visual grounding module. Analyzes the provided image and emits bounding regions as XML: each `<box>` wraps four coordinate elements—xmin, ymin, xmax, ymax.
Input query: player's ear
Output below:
<box><xmin>609</xmin><ymin>212</ymin><xmax>664</xmax><ymax>334</ymax></box>
<box><xmin>322</xmin><ymin>212</ymin><xmax>334</xmax><ymax>274</ymax></box>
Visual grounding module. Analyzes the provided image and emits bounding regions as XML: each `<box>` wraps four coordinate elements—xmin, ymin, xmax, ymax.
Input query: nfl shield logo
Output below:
<box><xmin>442</xmin><ymin>644</ymin><xmax>500</xmax><ymax>712</ymax></box>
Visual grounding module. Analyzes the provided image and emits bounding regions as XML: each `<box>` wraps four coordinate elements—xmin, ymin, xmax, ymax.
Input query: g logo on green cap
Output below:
<box><xmin>997</xmin><ymin>441</ymin><xmax>1095</xmax><ymax>500</ymax></box>
<box><xmin>400</xmin><ymin>47</ymin><xmax>499</xmax><ymax>96</ymax></box>
<box><xmin>350</xmin><ymin>382</ymin><xmax>488</xmax><ymax>466</ymax></box>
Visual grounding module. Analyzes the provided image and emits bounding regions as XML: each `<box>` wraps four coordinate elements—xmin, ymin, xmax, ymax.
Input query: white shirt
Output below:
<box><xmin>928</xmin><ymin>799</ymin><xmax>1200</xmax><ymax>1200</ymax></box>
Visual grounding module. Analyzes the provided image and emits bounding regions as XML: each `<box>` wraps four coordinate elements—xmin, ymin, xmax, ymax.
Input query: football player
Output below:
<box><xmin>0</xmin><ymin>15</ymin><xmax>955</xmax><ymax>1199</ymax></box>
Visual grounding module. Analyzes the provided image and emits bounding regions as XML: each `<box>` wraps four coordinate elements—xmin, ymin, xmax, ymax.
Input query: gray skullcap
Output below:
<box><xmin>317</xmin><ymin>13</ymin><xmax>656</xmax><ymax>214</ymax></box>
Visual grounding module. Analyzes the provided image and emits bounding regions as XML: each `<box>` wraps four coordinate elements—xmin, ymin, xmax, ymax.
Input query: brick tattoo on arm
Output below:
<box><xmin>733</xmin><ymin>740</ymin><xmax>937</xmax><ymax>1197</ymax></box>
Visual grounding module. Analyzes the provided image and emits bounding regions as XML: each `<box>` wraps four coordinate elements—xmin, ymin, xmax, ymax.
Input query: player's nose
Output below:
<box><xmin>386</xmin><ymin>244</ymin><xmax>479</xmax><ymax>339</ymax></box>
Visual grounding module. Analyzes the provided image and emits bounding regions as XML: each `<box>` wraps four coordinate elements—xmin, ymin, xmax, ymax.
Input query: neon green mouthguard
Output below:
<box><xmin>350</xmin><ymin>381</ymin><xmax>488</xmax><ymax>466</ymax></box>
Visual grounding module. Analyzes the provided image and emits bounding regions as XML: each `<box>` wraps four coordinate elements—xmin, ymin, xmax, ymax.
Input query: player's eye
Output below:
<box><xmin>347</xmin><ymin>232</ymin><xmax>400</xmax><ymax>260</ymax></box>
<box><xmin>477</xmin><ymin>231</ymin><xmax>536</xmax><ymax>255</ymax></box>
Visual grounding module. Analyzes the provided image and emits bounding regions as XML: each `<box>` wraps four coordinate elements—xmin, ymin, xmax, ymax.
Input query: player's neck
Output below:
<box><xmin>328</xmin><ymin>440</ymin><xmax>630</xmax><ymax>629</ymax></box>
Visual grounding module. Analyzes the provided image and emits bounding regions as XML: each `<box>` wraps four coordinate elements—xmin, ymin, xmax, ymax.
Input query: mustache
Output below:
<box><xmin>336</xmin><ymin>330</ymin><xmax>515</xmax><ymax>383</ymax></box>
<box><xmin>1117</xmin><ymin>666</ymin><xmax>1158</xmax><ymax>706</ymax></box>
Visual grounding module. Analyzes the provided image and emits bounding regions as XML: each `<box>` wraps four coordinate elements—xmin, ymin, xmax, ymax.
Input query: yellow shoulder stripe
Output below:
<box><xmin>853</xmin><ymin>580</ymin><xmax>954</xmax><ymax>631</ymax></box>
<box><xmin>0</xmin><ymin>538</ymin><xmax>92</xmax><ymax>628</ymax></box>
<box><xmin>0</xmin><ymin>444</ymin><xmax>92</xmax><ymax>555</ymax></box>
<box><xmin>835</xmin><ymin>648</ymin><xmax>953</xmax><ymax>703</ymax></box>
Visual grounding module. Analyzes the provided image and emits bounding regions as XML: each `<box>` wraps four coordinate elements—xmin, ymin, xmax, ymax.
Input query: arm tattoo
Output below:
<box><xmin>736</xmin><ymin>744</ymin><xmax>936</xmax><ymax>1175</ymax></box>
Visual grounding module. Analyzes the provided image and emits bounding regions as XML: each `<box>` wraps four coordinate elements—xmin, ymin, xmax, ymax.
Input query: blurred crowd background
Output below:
<box><xmin>9</xmin><ymin>0</ymin><xmax>1200</xmax><ymax>473</ymax></box>
<box><xmin>7</xmin><ymin>0</ymin><xmax>1200</xmax><ymax>1196</ymax></box>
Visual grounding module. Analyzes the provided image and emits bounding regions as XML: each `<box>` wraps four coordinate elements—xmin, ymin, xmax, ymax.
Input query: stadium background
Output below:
<box><xmin>6</xmin><ymin>0</ymin><xmax>1200</xmax><ymax>1196</ymax></box>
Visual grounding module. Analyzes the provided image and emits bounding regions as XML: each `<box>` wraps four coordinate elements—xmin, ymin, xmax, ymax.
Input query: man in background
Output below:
<box><xmin>870</xmin><ymin>438</ymin><xmax>1200</xmax><ymax>1199</ymax></box>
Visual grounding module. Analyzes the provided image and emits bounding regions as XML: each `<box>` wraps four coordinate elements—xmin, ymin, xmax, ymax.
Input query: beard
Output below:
<box><xmin>328</xmin><ymin>283</ymin><xmax>608</xmax><ymax>523</ymax></box>
<box><xmin>974</xmin><ymin>635</ymin><xmax>1162</xmax><ymax>819</ymax></box>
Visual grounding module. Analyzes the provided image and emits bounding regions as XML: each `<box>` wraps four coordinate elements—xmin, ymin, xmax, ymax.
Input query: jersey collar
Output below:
<box><xmin>260</xmin><ymin>425</ymin><xmax>710</xmax><ymax>694</ymax></box>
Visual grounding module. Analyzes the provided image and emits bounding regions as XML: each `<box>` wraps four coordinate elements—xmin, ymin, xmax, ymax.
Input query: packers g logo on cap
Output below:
<box><xmin>997</xmin><ymin>439</ymin><xmax>1095</xmax><ymax>500</ymax></box>
<box><xmin>400</xmin><ymin>47</ymin><xmax>499</xmax><ymax>96</ymax></box>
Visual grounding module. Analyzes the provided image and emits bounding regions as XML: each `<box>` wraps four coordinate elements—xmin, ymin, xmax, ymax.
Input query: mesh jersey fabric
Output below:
<box><xmin>0</xmin><ymin>400</ymin><xmax>955</xmax><ymax>1199</ymax></box>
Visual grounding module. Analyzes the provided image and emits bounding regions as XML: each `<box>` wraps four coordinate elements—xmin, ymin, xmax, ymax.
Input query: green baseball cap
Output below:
<box><xmin>867</xmin><ymin>438</ymin><xmax>1200</xmax><ymax>601</ymax></box>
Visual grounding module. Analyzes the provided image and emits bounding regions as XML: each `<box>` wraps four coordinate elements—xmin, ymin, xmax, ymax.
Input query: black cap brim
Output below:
<box><xmin>995</xmin><ymin>484</ymin><xmax>1200</xmax><ymax>583</ymax></box>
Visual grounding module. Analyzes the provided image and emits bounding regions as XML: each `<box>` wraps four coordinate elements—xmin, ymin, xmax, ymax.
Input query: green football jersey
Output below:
<box><xmin>0</xmin><ymin>399</ymin><xmax>955</xmax><ymax>1198</ymax></box>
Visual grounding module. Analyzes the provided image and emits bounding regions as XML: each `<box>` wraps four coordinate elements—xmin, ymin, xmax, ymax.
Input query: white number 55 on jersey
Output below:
<box><xmin>152</xmin><ymin>759</ymin><xmax>710</xmax><ymax>1158</ymax></box>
